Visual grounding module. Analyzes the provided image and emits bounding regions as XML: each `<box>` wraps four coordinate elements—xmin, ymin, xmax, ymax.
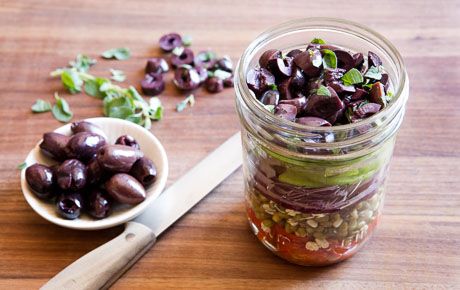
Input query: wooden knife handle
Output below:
<box><xmin>41</xmin><ymin>222</ymin><xmax>156</xmax><ymax>290</ymax></box>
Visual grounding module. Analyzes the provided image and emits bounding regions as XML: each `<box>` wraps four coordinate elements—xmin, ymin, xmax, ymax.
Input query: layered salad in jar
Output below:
<box><xmin>243</xmin><ymin>38</ymin><xmax>395</xmax><ymax>266</ymax></box>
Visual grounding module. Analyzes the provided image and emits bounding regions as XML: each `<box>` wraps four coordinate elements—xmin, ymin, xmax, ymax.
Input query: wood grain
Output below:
<box><xmin>0</xmin><ymin>0</ymin><xmax>459</xmax><ymax>289</ymax></box>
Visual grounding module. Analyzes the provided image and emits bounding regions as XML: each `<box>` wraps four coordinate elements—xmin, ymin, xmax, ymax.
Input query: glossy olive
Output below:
<box><xmin>86</xmin><ymin>157</ymin><xmax>104</xmax><ymax>185</ymax></box>
<box><xmin>66</xmin><ymin>132</ymin><xmax>106</xmax><ymax>162</ymax></box>
<box><xmin>97</xmin><ymin>145</ymin><xmax>143</xmax><ymax>173</ymax></box>
<box><xmin>130</xmin><ymin>157</ymin><xmax>157</xmax><ymax>187</ymax></box>
<box><xmin>105</xmin><ymin>173</ymin><xmax>146</xmax><ymax>205</ymax></box>
<box><xmin>56</xmin><ymin>192</ymin><xmax>83</xmax><ymax>220</ymax></box>
<box><xmin>39</xmin><ymin>132</ymin><xmax>71</xmax><ymax>161</ymax></box>
<box><xmin>71</xmin><ymin>121</ymin><xmax>107</xmax><ymax>140</ymax></box>
<box><xmin>87</xmin><ymin>189</ymin><xmax>111</xmax><ymax>219</ymax></box>
<box><xmin>115</xmin><ymin>135</ymin><xmax>140</xmax><ymax>150</ymax></box>
<box><xmin>56</xmin><ymin>159</ymin><xmax>87</xmax><ymax>191</ymax></box>
<box><xmin>25</xmin><ymin>164</ymin><xmax>55</xmax><ymax>199</ymax></box>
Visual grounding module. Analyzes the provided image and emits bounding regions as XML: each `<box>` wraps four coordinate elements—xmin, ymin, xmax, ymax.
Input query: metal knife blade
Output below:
<box><xmin>134</xmin><ymin>131</ymin><xmax>243</xmax><ymax>235</ymax></box>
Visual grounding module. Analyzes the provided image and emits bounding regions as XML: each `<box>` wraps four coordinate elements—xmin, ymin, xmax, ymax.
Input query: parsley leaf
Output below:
<box><xmin>268</xmin><ymin>84</ymin><xmax>278</xmax><ymax>91</ymax></box>
<box><xmin>364</xmin><ymin>66</ymin><xmax>382</xmax><ymax>80</ymax></box>
<box><xmin>321</xmin><ymin>49</ymin><xmax>337</xmax><ymax>69</ymax></box>
<box><xmin>316</xmin><ymin>85</ymin><xmax>331</xmax><ymax>97</ymax></box>
<box><xmin>61</xmin><ymin>69</ymin><xmax>83</xmax><ymax>94</ymax></box>
<box><xmin>84</xmin><ymin>77</ymin><xmax>110</xmax><ymax>99</ymax></box>
<box><xmin>101</xmin><ymin>48</ymin><xmax>131</xmax><ymax>60</ymax></box>
<box><xmin>341</xmin><ymin>68</ymin><xmax>363</xmax><ymax>86</ymax></box>
<box><xmin>311</xmin><ymin>38</ymin><xmax>326</xmax><ymax>44</ymax></box>
<box><xmin>52</xmin><ymin>93</ymin><xmax>73</xmax><ymax>123</ymax></box>
<box><xmin>31</xmin><ymin>99</ymin><xmax>52</xmax><ymax>113</ymax></box>
<box><xmin>69</xmin><ymin>54</ymin><xmax>96</xmax><ymax>73</ymax></box>
<box><xmin>176</xmin><ymin>94</ymin><xmax>195</xmax><ymax>112</ymax></box>
<box><xmin>17</xmin><ymin>162</ymin><xmax>27</xmax><ymax>170</ymax></box>
<box><xmin>110</xmin><ymin>69</ymin><xmax>126</xmax><ymax>82</ymax></box>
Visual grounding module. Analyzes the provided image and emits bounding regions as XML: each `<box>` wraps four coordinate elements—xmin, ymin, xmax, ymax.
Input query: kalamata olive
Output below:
<box><xmin>259</xmin><ymin>90</ymin><xmax>280</xmax><ymax>106</ymax></box>
<box><xmin>353</xmin><ymin>52</ymin><xmax>364</xmax><ymax>69</ymax></box>
<box><xmin>370</xmin><ymin>82</ymin><xmax>387</xmax><ymax>108</ymax></box>
<box><xmin>355</xmin><ymin>103</ymin><xmax>381</xmax><ymax>118</ymax></box>
<box><xmin>39</xmin><ymin>132</ymin><xmax>71</xmax><ymax>161</ymax></box>
<box><xmin>351</xmin><ymin>88</ymin><xmax>368</xmax><ymax>100</ymax></box>
<box><xmin>293</xmin><ymin>49</ymin><xmax>322</xmax><ymax>77</ymax></box>
<box><xmin>97</xmin><ymin>145</ymin><xmax>143</xmax><ymax>173</ymax></box>
<box><xmin>278</xmin><ymin>77</ymin><xmax>303</xmax><ymax>100</ymax></box>
<box><xmin>307</xmin><ymin>78</ymin><xmax>323</xmax><ymax>94</ymax></box>
<box><xmin>145</xmin><ymin>57</ymin><xmax>169</xmax><ymax>74</ymax></box>
<box><xmin>280</xmin><ymin>96</ymin><xmax>307</xmax><ymax>112</ymax></box>
<box><xmin>170</xmin><ymin>48</ymin><xmax>194</xmax><ymax>68</ymax></box>
<box><xmin>334</xmin><ymin>49</ymin><xmax>355</xmax><ymax>71</ymax></box>
<box><xmin>259</xmin><ymin>49</ymin><xmax>281</xmax><ymax>69</ymax></box>
<box><xmin>274</xmin><ymin>104</ymin><xmax>297</xmax><ymax>122</ymax></box>
<box><xmin>329</xmin><ymin>81</ymin><xmax>356</xmax><ymax>95</ymax></box>
<box><xmin>56</xmin><ymin>192</ymin><xmax>83</xmax><ymax>220</ymax></box>
<box><xmin>289</xmin><ymin>67</ymin><xmax>307</xmax><ymax>92</ymax></box>
<box><xmin>195</xmin><ymin>66</ymin><xmax>208</xmax><ymax>83</ymax></box>
<box><xmin>174</xmin><ymin>66</ymin><xmax>201</xmax><ymax>91</ymax></box>
<box><xmin>159</xmin><ymin>33</ymin><xmax>182</xmax><ymax>52</ymax></box>
<box><xmin>130</xmin><ymin>157</ymin><xmax>157</xmax><ymax>187</ymax></box>
<box><xmin>268</xmin><ymin>57</ymin><xmax>293</xmax><ymax>79</ymax></box>
<box><xmin>214</xmin><ymin>56</ymin><xmax>233</xmax><ymax>72</ymax></box>
<box><xmin>56</xmin><ymin>159</ymin><xmax>87</xmax><ymax>191</ymax></box>
<box><xmin>305</xmin><ymin>87</ymin><xmax>345</xmax><ymax>123</ymax></box>
<box><xmin>141</xmin><ymin>73</ymin><xmax>165</xmax><ymax>96</ymax></box>
<box><xmin>66</xmin><ymin>132</ymin><xmax>106</xmax><ymax>162</ymax></box>
<box><xmin>87</xmin><ymin>189</ymin><xmax>111</xmax><ymax>219</ymax></box>
<box><xmin>25</xmin><ymin>164</ymin><xmax>54</xmax><ymax>199</ymax></box>
<box><xmin>205</xmin><ymin>77</ymin><xmax>224</xmax><ymax>93</ymax></box>
<box><xmin>71</xmin><ymin>121</ymin><xmax>108</xmax><ymax>140</ymax></box>
<box><xmin>368</xmin><ymin>51</ymin><xmax>382</xmax><ymax>67</ymax></box>
<box><xmin>115</xmin><ymin>135</ymin><xmax>140</xmax><ymax>150</ymax></box>
<box><xmin>246</xmin><ymin>68</ymin><xmax>276</xmax><ymax>97</ymax></box>
<box><xmin>86</xmin><ymin>157</ymin><xmax>104</xmax><ymax>185</ymax></box>
<box><xmin>105</xmin><ymin>173</ymin><xmax>146</xmax><ymax>205</ymax></box>
<box><xmin>296</xmin><ymin>116</ymin><xmax>331</xmax><ymax>127</ymax></box>
<box><xmin>380</xmin><ymin>73</ymin><xmax>390</xmax><ymax>91</ymax></box>
<box><xmin>223</xmin><ymin>76</ymin><xmax>234</xmax><ymax>87</ymax></box>
<box><xmin>194</xmin><ymin>51</ymin><xmax>217</xmax><ymax>69</ymax></box>
<box><xmin>286</xmin><ymin>49</ymin><xmax>302</xmax><ymax>58</ymax></box>
<box><xmin>324</xmin><ymin>68</ymin><xmax>346</xmax><ymax>85</ymax></box>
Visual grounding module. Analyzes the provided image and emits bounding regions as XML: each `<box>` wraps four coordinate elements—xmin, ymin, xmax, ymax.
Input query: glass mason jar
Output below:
<box><xmin>235</xmin><ymin>18</ymin><xmax>409</xmax><ymax>266</ymax></box>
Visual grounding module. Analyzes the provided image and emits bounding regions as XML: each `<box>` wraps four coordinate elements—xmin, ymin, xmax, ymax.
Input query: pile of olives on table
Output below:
<box><xmin>25</xmin><ymin>121</ymin><xmax>157</xmax><ymax>220</ymax></box>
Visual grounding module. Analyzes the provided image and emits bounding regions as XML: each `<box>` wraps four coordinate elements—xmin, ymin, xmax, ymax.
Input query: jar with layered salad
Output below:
<box><xmin>235</xmin><ymin>18</ymin><xmax>409</xmax><ymax>266</ymax></box>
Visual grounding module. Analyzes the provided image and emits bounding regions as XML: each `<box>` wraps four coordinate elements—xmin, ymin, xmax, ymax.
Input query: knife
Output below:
<box><xmin>41</xmin><ymin>132</ymin><xmax>242</xmax><ymax>290</ymax></box>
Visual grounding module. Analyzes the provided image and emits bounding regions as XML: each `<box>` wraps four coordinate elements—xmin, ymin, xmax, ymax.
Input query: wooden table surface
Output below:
<box><xmin>1</xmin><ymin>0</ymin><xmax>459</xmax><ymax>289</ymax></box>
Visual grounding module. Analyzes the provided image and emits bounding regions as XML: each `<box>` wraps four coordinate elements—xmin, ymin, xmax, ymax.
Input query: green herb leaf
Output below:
<box><xmin>341</xmin><ymin>68</ymin><xmax>363</xmax><ymax>86</ymax></box>
<box><xmin>61</xmin><ymin>69</ymin><xmax>83</xmax><ymax>94</ymax></box>
<box><xmin>149</xmin><ymin>97</ymin><xmax>164</xmax><ymax>120</ymax></box>
<box><xmin>321</xmin><ymin>49</ymin><xmax>337</xmax><ymax>69</ymax></box>
<box><xmin>316</xmin><ymin>85</ymin><xmax>331</xmax><ymax>97</ymax></box>
<box><xmin>311</xmin><ymin>38</ymin><xmax>326</xmax><ymax>44</ymax></box>
<box><xmin>101</xmin><ymin>48</ymin><xmax>131</xmax><ymax>60</ymax></box>
<box><xmin>172</xmin><ymin>46</ymin><xmax>184</xmax><ymax>56</ymax></box>
<box><xmin>268</xmin><ymin>84</ymin><xmax>278</xmax><ymax>91</ymax></box>
<box><xmin>110</xmin><ymin>69</ymin><xmax>126</xmax><ymax>82</ymax></box>
<box><xmin>69</xmin><ymin>54</ymin><xmax>96</xmax><ymax>73</ymax></box>
<box><xmin>182</xmin><ymin>35</ymin><xmax>192</xmax><ymax>47</ymax></box>
<box><xmin>364</xmin><ymin>66</ymin><xmax>382</xmax><ymax>80</ymax></box>
<box><xmin>18</xmin><ymin>162</ymin><xmax>27</xmax><ymax>170</ymax></box>
<box><xmin>176</xmin><ymin>94</ymin><xmax>195</xmax><ymax>112</ymax></box>
<box><xmin>31</xmin><ymin>99</ymin><xmax>52</xmax><ymax>113</ymax></box>
<box><xmin>213</xmin><ymin>69</ymin><xmax>232</xmax><ymax>80</ymax></box>
<box><xmin>84</xmin><ymin>77</ymin><xmax>110</xmax><ymax>99</ymax></box>
<box><xmin>103</xmin><ymin>95</ymin><xmax>136</xmax><ymax>119</ymax></box>
<box><xmin>52</xmin><ymin>93</ymin><xmax>73</xmax><ymax>123</ymax></box>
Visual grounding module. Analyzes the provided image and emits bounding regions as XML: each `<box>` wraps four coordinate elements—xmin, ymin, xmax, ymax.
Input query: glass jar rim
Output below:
<box><xmin>235</xmin><ymin>17</ymin><xmax>408</xmax><ymax>134</ymax></box>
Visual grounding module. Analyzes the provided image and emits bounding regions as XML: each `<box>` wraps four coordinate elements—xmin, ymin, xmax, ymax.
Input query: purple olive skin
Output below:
<box><xmin>214</xmin><ymin>57</ymin><xmax>233</xmax><ymax>72</ymax></box>
<box><xmin>353</xmin><ymin>53</ymin><xmax>365</xmax><ymax>69</ymax></box>
<box><xmin>66</xmin><ymin>132</ymin><xmax>106</xmax><ymax>162</ymax></box>
<box><xmin>334</xmin><ymin>49</ymin><xmax>355</xmax><ymax>71</ymax></box>
<box><xmin>97</xmin><ymin>145</ymin><xmax>143</xmax><ymax>173</ymax></box>
<box><xmin>194</xmin><ymin>51</ymin><xmax>217</xmax><ymax>69</ymax></box>
<box><xmin>86</xmin><ymin>157</ymin><xmax>104</xmax><ymax>185</ymax></box>
<box><xmin>115</xmin><ymin>135</ymin><xmax>140</xmax><ymax>150</ymax></box>
<box><xmin>39</xmin><ymin>132</ymin><xmax>71</xmax><ymax>161</ymax></box>
<box><xmin>25</xmin><ymin>164</ymin><xmax>55</xmax><ymax>199</ymax></box>
<box><xmin>355</xmin><ymin>103</ymin><xmax>381</xmax><ymax>118</ymax></box>
<box><xmin>279</xmin><ymin>96</ymin><xmax>307</xmax><ymax>112</ymax></box>
<box><xmin>195</xmin><ymin>66</ymin><xmax>208</xmax><ymax>83</ymax></box>
<box><xmin>56</xmin><ymin>192</ymin><xmax>83</xmax><ymax>220</ymax></box>
<box><xmin>105</xmin><ymin>173</ymin><xmax>146</xmax><ymax>205</ymax></box>
<box><xmin>246</xmin><ymin>68</ymin><xmax>276</xmax><ymax>97</ymax></box>
<box><xmin>305</xmin><ymin>87</ymin><xmax>345</xmax><ymax>123</ymax></box>
<box><xmin>159</xmin><ymin>33</ymin><xmax>182</xmax><ymax>52</ymax></box>
<box><xmin>71</xmin><ymin>121</ymin><xmax>107</xmax><ymax>140</ymax></box>
<box><xmin>56</xmin><ymin>159</ymin><xmax>87</xmax><ymax>191</ymax></box>
<box><xmin>170</xmin><ymin>48</ymin><xmax>194</xmax><ymax>68</ymax></box>
<box><xmin>259</xmin><ymin>90</ymin><xmax>280</xmax><ymax>106</ymax></box>
<box><xmin>141</xmin><ymin>73</ymin><xmax>165</xmax><ymax>96</ymax></box>
<box><xmin>205</xmin><ymin>77</ymin><xmax>224</xmax><ymax>93</ymax></box>
<box><xmin>223</xmin><ymin>77</ymin><xmax>234</xmax><ymax>87</ymax></box>
<box><xmin>145</xmin><ymin>57</ymin><xmax>169</xmax><ymax>74</ymax></box>
<box><xmin>274</xmin><ymin>104</ymin><xmax>297</xmax><ymax>122</ymax></box>
<box><xmin>268</xmin><ymin>57</ymin><xmax>293</xmax><ymax>79</ymax></box>
<box><xmin>174</xmin><ymin>66</ymin><xmax>201</xmax><ymax>91</ymax></box>
<box><xmin>130</xmin><ymin>157</ymin><xmax>157</xmax><ymax>187</ymax></box>
<box><xmin>351</xmin><ymin>88</ymin><xmax>368</xmax><ymax>100</ymax></box>
<box><xmin>286</xmin><ymin>49</ymin><xmax>302</xmax><ymax>58</ymax></box>
<box><xmin>259</xmin><ymin>49</ymin><xmax>281</xmax><ymax>69</ymax></box>
<box><xmin>293</xmin><ymin>49</ymin><xmax>322</xmax><ymax>77</ymax></box>
<box><xmin>87</xmin><ymin>189</ymin><xmax>111</xmax><ymax>219</ymax></box>
<box><xmin>368</xmin><ymin>51</ymin><xmax>382</xmax><ymax>67</ymax></box>
<box><xmin>296</xmin><ymin>117</ymin><xmax>331</xmax><ymax>127</ymax></box>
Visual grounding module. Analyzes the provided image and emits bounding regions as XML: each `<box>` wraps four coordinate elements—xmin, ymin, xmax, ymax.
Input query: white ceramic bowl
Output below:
<box><xmin>20</xmin><ymin>117</ymin><xmax>168</xmax><ymax>230</ymax></box>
